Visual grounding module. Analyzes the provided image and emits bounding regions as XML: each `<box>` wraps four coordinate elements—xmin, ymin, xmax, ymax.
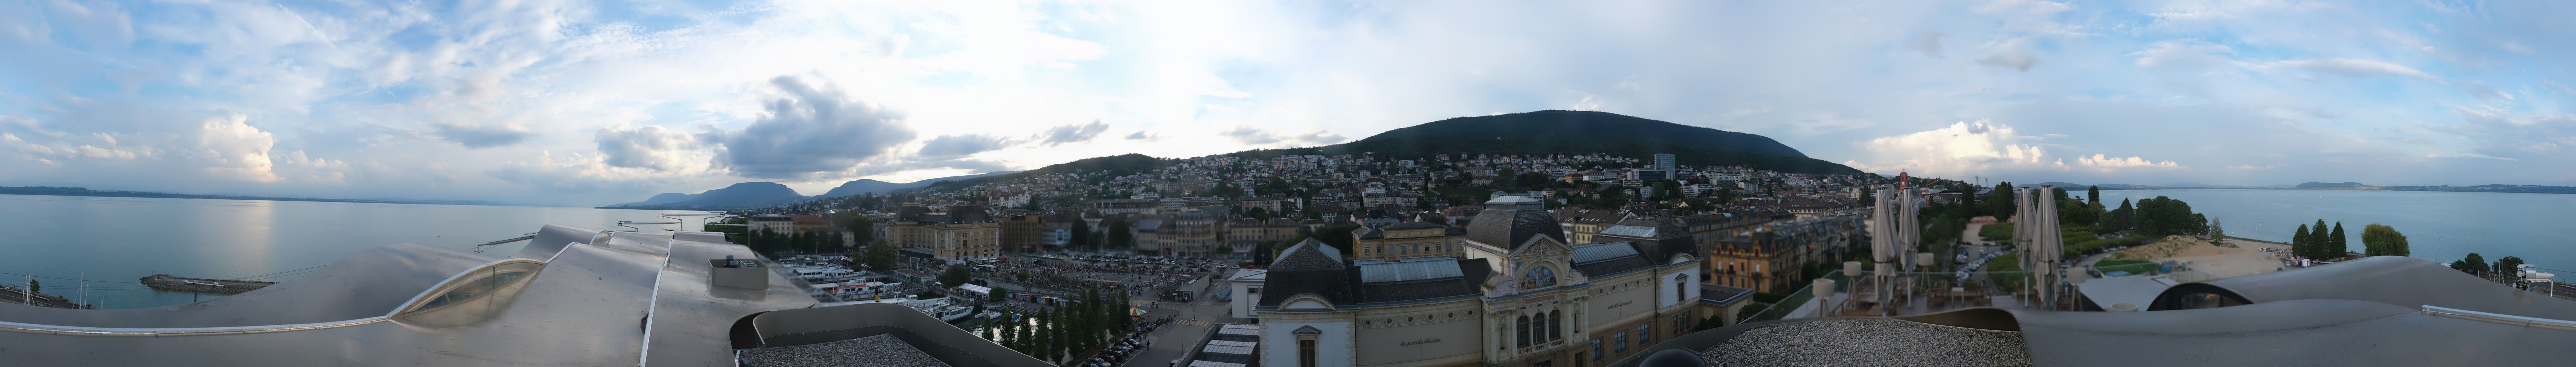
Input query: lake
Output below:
<box><xmin>0</xmin><ymin>194</ymin><xmax>688</xmax><ymax>308</ymax></box>
<box><xmin>2097</xmin><ymin>189</ymin><xmax>2575</xmax><ymax>273</ymax></box>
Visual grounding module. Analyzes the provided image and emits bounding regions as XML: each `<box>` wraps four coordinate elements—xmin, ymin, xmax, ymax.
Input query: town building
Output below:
<box><xmin>884</xmin><ymin>203</ymin><xmax>1003</xmax><ymax>262</ymax></box>
<box><xmin>1351</xmin><ymin>221</ymin><xmax>1467</xmax><ymax>261</ymax></box>
<box><xmin>1257</xmin><ymin>196</ymin><xmax>1702</xmax><ymax>367</ymax></box>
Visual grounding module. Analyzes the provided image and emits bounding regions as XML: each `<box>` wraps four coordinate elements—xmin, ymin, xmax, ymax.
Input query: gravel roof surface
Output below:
<box><xmin>740</xmin><ymin>334</ymin><xmax>951</xmax><ymax>367</ymax></box>
<box><xmin>1701</xmin><ymin>318</ymin><xmax>2030</xmax><ymax>367</ymax></box>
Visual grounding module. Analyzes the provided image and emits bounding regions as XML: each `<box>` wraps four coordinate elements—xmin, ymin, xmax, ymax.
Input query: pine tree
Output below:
<box><xmin>2208</xmin><ymin>220</ymin><xmax>2226</xmax><ymax>246</ymax></box>
<box><xmin>2293</xmin><ymin>224</ymin><xmax>2312</xmax><ymax>259</ymax></box>
<box><xmin>2329</xmin><ymin>222</ymin><xmax>2348</xmax><ymax>258</ymax></box>
<box><xmin>2311</xmin><ymin>219</ymin><xmax>2332</xmax><ymax>259</ymax></box>
<box><xmin>2087</xmin><ymin>185</ymin><xmax>2100</xmax><ymax>205</ymax></box>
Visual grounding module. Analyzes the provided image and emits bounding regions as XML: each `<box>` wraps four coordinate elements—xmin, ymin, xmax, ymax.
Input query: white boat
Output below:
<box><xmin>911</xmin><ymin>299</ymin><xmax>976</xmax><ymax>323</ymax></box>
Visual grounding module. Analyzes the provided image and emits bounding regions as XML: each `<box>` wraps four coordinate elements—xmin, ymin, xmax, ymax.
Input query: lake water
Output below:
<box><xmin>2097</xmin><ymin>189</ymin><xmax>2575</xmax><ymax>272</ymax></box>
<box><xmin>0</xmin><ymin>194</ymin><xmax>687</xmax><ymax>309</ymax></box>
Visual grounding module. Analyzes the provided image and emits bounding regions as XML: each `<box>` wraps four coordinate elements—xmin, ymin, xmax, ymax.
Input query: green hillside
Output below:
<box><xmin>1317</xmin><ymin>110</ymin><xmax>1860</xmax><ymax>174</ymax></box>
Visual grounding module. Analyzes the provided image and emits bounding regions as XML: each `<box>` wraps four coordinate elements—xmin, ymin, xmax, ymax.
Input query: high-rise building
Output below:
<box><xmin>1651</xmin><ymin>153</ymin><xmax>1676</xmax><ymax>171</ymax></box>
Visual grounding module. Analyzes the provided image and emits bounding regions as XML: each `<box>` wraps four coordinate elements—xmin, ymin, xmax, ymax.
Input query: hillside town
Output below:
<box><xmin>730</xmin><ymin>151</ymin><xmax>1902</xmax><ymax>295</ymax></box>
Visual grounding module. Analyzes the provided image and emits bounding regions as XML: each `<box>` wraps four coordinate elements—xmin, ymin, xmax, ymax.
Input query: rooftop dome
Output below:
<box><xmin>1467</xmin><ymin>196</ymin><xmax>1562</xmax><ymax>249</ymax></box>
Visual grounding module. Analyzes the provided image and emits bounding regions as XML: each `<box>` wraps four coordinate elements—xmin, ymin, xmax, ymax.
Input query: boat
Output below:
<box><xmin>900</xmin><ymin>297</ymin><xmax>975</xmax><ymax>323</ymax></box>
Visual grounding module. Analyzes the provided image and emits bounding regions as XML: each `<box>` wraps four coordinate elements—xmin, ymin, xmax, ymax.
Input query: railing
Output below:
<box><xmin>1735</xmin><ymin>272</ymin><xmax>1848</xmax><ymax>324</ymax></box>
<box><xmin>2421</xmin><ymin>305</ymin><xmax>2576</xmax><ymax>331</ymax></box>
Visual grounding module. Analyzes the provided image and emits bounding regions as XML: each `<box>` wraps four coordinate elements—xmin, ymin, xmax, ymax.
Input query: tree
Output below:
<box><xmin>26</xmin><ymin>279</ymin><xmax>35</xmax><ymax>295</ymax></box>
<box><xmin>861</xmin><ymin>240</ymin><xmax>897</xmax><ymax>270</ymax></box>
<box><xmin>2310</xmin><ymin>219</ymin><xmax>2332</xmax><ymax>259</ymax></box>
<box><xmin>2208</xmin><ymin>219</ymin><xmax>2226</xmax><ymax>246</ymax></box>
<box><xmin>940</xmin><ymin>264</ymin><xmax>973</xmax><ymax>287</ymax></box>
<box><xmin>1070</xmin><ymin>219</ymin><xmax>1094</xmax><ymax>250</ymax></box>
<box><xmin>2362</xmin><ymin>224</ymin><xmax>2410</xmax><ymax>257</ymax></box>
<box><xmin>2087</xmin><ymin>185</ymin><xmax>2100</xmax><ymax>205</ymax></box>
<box><xmin>2451</xmin><ymin>253</ymin><xmax>2489</xmax><ymax>275</ymax></box>
<box><xmin>2496</xmin><ymin>256</ymin><xmax>2527</xmax><ymax>280</ymax></box>
<box><xmin>1986</xmin><ymin>181</ymin><xmax>2017</xmax><ymax>219</ymax></box>
<box><xmin>2292</xmin><ymin>224</ymin><xmax>2312</xmax><ymax>259</ymax></box>
<box><xmin>991</xmin><ymin>286</ymin><xmax>1011</xmax><ymax>302</ymax></box>
<box><xmin>1105</xmin><ymin>218</ymin><xmax>1134</xmax><ymax>250</ymax></box>
<box><xmin>2327</xmin><ymin>222</ymin><xmax>2347</xmax><ymax>258</ymax></box>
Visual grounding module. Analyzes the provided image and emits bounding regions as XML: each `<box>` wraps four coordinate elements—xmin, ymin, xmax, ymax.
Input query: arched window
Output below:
<box><xmin>1523</xmin><ymin>266</ymin><xmax>1557</xmax><ymax>289</ymax></box>
<box><xmin>1549</xmin><ymin>310</ymin><xmax>1564</xmax><ymax>341</ymax></box>
<box><xmin>1516</xmin><ymin>315</ymin><xmax>1532</xmax><ymax>347</ymax></box>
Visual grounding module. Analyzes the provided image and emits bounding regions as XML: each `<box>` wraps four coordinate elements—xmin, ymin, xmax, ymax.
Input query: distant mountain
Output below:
<box><xmin>1312</xmin><ymin>110</ymin><xmax>1857</xmax><ymax>174</ymax></box>
<box><xmin>2293</xmin><ymin>181</ymin><xmax>2371</xmax><ymax>189</ymax></box>
<box><xmin>600</xmin><ymin>182</ymin><xmax>805</xmax><ymax>210</ymax></box>
<box><xmin>2030</xmin><ymin>181</ymin><xmax>2090</xmax><ymax>189</ymax></box>
<box><xmin>817</xmin><ymin>171</ymin><xmax>1018</xmax><ymax>198</ymax></box>
<box><xmin>922</xmin><ymin>154</ymin><xmax>1168</xmax><ymax>192</ymax></box>
<box><xmin>0</xmin><ymin>186</ymin><xmax>569</xmax><ymax>207</ymax></box>
<box><xmin>2381</xmin><ymin>184</ymin><xmax>2576</xmax><ymax>194</ymax></box>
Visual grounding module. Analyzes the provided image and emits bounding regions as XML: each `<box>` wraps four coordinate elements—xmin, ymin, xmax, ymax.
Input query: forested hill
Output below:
<box><xmin>920</xmin><ymin>110</ymin><xmax>1863</xmax><ymax>191</ymax></box>
<box><xmin>1315</xmin><ymin>110</ymin><xmax>1858</xmax><ymax>174</ymax></box>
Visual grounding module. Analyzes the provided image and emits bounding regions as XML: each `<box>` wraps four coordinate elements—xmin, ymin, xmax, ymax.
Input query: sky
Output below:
<box><xmin>3</xmin><ymin>0</ymin><xmax>2573</xmax><ymax>205</ymax></box>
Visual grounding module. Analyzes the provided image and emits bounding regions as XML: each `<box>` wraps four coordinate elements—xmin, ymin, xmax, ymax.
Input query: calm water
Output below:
<box><xmin>0</xmin><ymin>194</ymin><xmax>685</xmax><ymax>308</ymax></box>
<box><xmin>2097</xmin><ymin>189</ymin><xmax>2575</xmax><ymax>272</ymax></box>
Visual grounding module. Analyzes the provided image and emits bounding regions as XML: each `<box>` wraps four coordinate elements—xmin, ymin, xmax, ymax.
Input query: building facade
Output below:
<box><xmin>885</xmin><ymin>204</ymin><xmax>1003</xmax><ymax>262</ymax></box>
<box><xmin>1258</xmin><ymin>196</ymin><xmax>1702</xmax><ymax>367</ymax></box>
<box><xmin>1352</xmin><ymin>222</ymin><xmax>1467</xmax><ymax>261</ymax></box>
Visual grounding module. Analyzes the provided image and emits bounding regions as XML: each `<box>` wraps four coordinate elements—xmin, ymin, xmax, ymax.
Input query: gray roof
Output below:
<box><xmin>2151</xmin><ymin>256</ymin><xmax>2576</xmax><ymax>319</ymax></box>
<box><xmin>1595</xmin><ymin>224</ymin><xmax>1661</xmax><ymax>239</ymax></box>
<box><xmin>1382</xmin><ymin>221</ymin><xmax>1445</xmax><ymax>230</ymax></box>
<box><xmin>1358</xmin><ymin>257</ymin><xmax>1465</xmax><ymax>284</ymax></box>
<box><xmin>1570</xmin><ymin>242</ymin><xmax>1643</xmax><ymax>264</ymax></box>
<box><xmin>0</xmin><ymin>225</ymin><xmax>824</xmax><ymax>366</ymax></box>
<box><xmin>2008</xmin><ymin>299</ymin><xmax>2576</xmax><ymax>366</ymax></box>
<box><xmin>1466</xmin><ymin>195</ymin><xmax>1563</xmax><ymax>249</ymax></box>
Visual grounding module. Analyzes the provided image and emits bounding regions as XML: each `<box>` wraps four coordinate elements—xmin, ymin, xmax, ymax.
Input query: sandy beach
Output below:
<box><xmin>2105</xmin><ymin>236</ymin><xmax>2291</xmax><ymax>281</ymax></box>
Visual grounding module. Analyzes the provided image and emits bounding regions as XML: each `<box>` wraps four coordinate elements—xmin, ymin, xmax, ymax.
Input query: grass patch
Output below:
<box><xmin>1979</xmin><ymin>223</ymin><xmax>2015</xmax><ymax>242</ymax></box>
<box><xmin>1985</xmin><ymin>252</ymin><xmax>2024</xmax><ymax>290</ymax></box>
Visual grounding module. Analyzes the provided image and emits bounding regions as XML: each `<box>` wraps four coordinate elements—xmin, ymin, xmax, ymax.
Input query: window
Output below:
<box><xmin>406</xmin><ymin>261</ymin><xmax>543</xmax><ymax>313</ymax></box>
<box><xmin>1590</xmin><ymin>340</ymin><xmax>1603</xmax><ymax>359</ymax></box>
<box><xmin>1549</xmin><ymin>310</ymin><xmax>1564</xmax><ymax>341</ymax></box>
<box><xmin>1613</xmin><ymin>332</ymin><xmax>1628</xmax><ymax>352</ymax></box>
<box><xmin>1516</xmin><ymin>315</ymin><xmax>1531</xmax><ymax>347</ymax></box>
<box><xmin>1575</xmin><ymin>353</ymin><xmax>1585</xmax><ymax>367</ymax></box>
<box><xmin>1637</xmin><ymin>324</ymin><xmax>1653</xmax><ymax>344</ymax></box>
<box><xmin>1298</xmin><ymin>339</ymin><xmax>1317</xmax><ymax>367</ymax></box>
<box><xmin>1673</xmin><ymin>275</ymin><xmax>1689</xmax><ymax>304</ymax></box>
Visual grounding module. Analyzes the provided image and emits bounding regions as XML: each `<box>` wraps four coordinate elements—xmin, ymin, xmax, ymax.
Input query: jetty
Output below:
<box><xmin>140</xmin><ymin>274</ymin><xmax>277</xmax><ymax>294</ymax></box>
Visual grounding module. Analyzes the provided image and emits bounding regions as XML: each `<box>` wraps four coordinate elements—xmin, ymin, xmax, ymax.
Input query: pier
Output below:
<box><xmin>0</xmin><ymin>285</ymin><xmax>91</xmax><ymax>309</ymax></box>
<box><xmin>140</xmin><ymin>274</ymin><xmax>277</xmax><ymax>294</ymax></box>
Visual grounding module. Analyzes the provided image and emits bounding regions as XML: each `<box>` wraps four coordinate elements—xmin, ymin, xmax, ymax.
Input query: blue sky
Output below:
<box><xmin>2</xmin><ymin>0</ymin><xmax>2571</xmax><ymax>205</ymax></box>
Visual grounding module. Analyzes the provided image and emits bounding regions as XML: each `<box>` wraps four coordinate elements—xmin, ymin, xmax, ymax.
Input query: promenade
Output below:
<box><xmin>0</xmin><ymin>285</ymin><xmax>89</xmax><ymax>309</ymax></box>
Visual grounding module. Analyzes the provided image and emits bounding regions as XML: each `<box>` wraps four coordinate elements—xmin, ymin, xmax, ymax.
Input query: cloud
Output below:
<box><xmin>432</xmin><ymin>123</ymin><xmax>536</xmax><ymax>149</ymax></box>
<box><xmin>594</xmin><ymin>124</ymin><xmax>699</xmax><ymax>171</ymax></box>
<box><xmin>2131</xmin><ymin>41</ymin><xmax>2235</xmax><ymax>70</ymax></box>
<box><xmin>195</xmin><ymin>114</ymin><xmax>282</xmax><ymax>182</ymax></box>
<box><xmin>1908</xmin><ymin>30</ymin><xmax>1944</xmax><ymax>57</ymax></box>
<box><xmin>1124</xmin><ymin>131</ymin><xmax>1159</xmax><ymax>141</ymax></box>
<box><xmin>1845</xmin><ymin>120</ymin><xmax>2189</xmax><ymax>178</ymax></box>
<box><xmin>1219</xmin><ymin>127</ymin><xmax>1345</xmax><ymax>147</ymax></box>
<box><xmin>1977</xmin><ymin>38</ymin><xmax>2040</xmax><ymax>71</ymax></box>
<box><xmin>917</xmin><ymin>134</ymin><xmax>1017</xmax><ymax>158</ymax></box>
<box><xmin>708</xmin><ymin>75</ymin><xmax>918</xmax><ymax>179</ymax></box>
<box><xmin>1036</xmin><ymin>120</ymin><xmax>1110</xmax><ymax>146</ymax></box>
<box><xmin>2074</xmin><ymin>154</ymin><xmax>2182</xmax><ymax>171</ymax></box>
<box><xmin>2253</xmin><ymin>58</ymin><xmax>2436</xmax><ymax>80</ymax></box>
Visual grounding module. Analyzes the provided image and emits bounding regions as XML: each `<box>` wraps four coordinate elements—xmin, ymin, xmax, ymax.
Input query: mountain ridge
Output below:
<box><xmin>918</xmin><ymin>110</ymin><xmax>1862</xmax><ymax>192</ymax></box>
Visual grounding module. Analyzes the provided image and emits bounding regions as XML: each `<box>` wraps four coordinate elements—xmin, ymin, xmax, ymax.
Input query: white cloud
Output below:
<box><xmin>594</xmin><ymin>124</ymin><xmax>701</xmax><ymax>172</ymax></box>
<box><xmin>194</xmin><ymin>114</ymin><xmax>282</xmax><ymax>183</ymax></box>
<box><xmin>1846</xmin><ymin>120</ymin><xmax>2188</xmax><ymax>178</ymax></box>
<box><xmin>1218</xmin><ymin>127</ymin><xmax>1345</xmax><ymax>147</ymax></box>
<box><xmin>2251</xmin><ymin>58</ymin><xmax>2437</xmax><ymax>80</ymax></box>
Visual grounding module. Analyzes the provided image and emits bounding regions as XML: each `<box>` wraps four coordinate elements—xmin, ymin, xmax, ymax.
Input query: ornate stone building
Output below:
<box><xmin>885</xmin><ymin>203</ymin><xmax>1003</xmax><ymax>262</ymax></box>
<box><xmin>1258</xmin><ymin>196</ymin><xmax>1702</xmax><ymax>367</ymax></box>
<box><xmin>1351</xmin><ymin>222</ymin><xmax>1467</xmax><ymax>261</ymax></box>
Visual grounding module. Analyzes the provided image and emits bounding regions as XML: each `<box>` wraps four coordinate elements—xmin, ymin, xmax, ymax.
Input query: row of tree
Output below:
<box><xmin>2289</xmin><ymin>221</ymin><xmax>2411</xmax><ymax>260</ymax></box>
<box><xmin>2449</xmin><ymin>253</ymin><xmax>2525</xmax><ymax>277</ymax></box>
<box><xmin>985</xmin><ymin>286</ymin><xmax>1134</xmax><ymax>362</ymax></box>
<box><xmin>739</xmin><ymin>228</ymin><xmax>842</xmax><ymax>256</ymax></box>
